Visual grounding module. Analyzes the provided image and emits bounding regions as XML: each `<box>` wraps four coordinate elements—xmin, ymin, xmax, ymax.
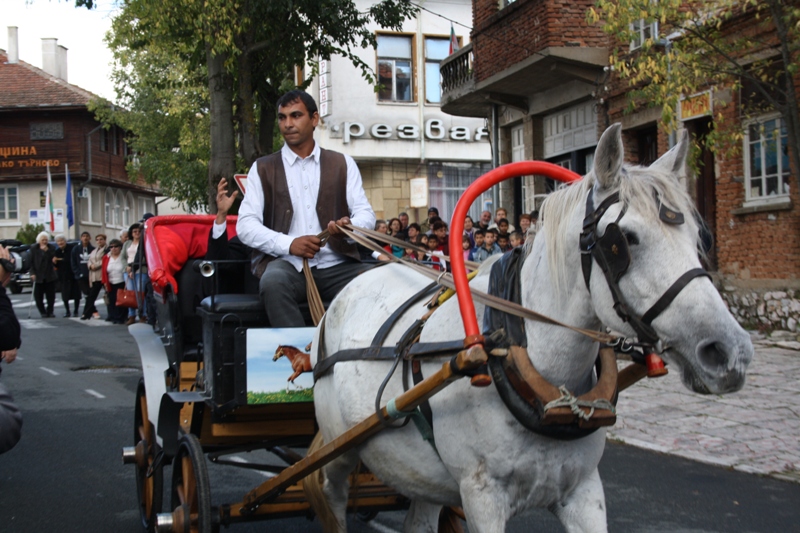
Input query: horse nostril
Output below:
<box><xmin>697</xmin><ymin>341</ymin><xmax>729</xmax><ymax>371</ymax></box>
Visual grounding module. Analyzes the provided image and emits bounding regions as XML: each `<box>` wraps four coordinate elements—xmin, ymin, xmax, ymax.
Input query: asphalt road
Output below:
<box><xmin>1</xmin><ymin>290</ymin><xmax>799</xmax><ymax>532</ymax></box>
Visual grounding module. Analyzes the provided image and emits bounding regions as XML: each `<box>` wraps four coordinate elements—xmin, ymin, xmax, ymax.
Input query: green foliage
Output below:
<box><xmin>87</xmin><ymin>0</ymin><xmax>417</xmax><ymax>211</ymax></box>
<box><xmin>589</xmin><ymin>0</ymin><xmax>800</xmax><ymax>172</ymax></box>
<box><xmin>247</xmin><ymin>389</ymin><xmax>314</xmax><ymax>404</ymax></box>
<box><xmin>15</xmin><ymin>224</ymin><xmax>45</xmax><ymax>245</ymax></box>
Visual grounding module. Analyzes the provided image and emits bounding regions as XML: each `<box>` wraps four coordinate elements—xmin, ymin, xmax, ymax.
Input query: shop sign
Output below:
<box><xmin>679</xmin><ymin>90</ymin><xmax>712</xmax><ymax>121</ymax></box>
<box><xmin>0</xmin><ymin>145</ymin><xmax>61</xmax><ymax>169</ymax></box>
<box><xmin>336</xmin><ymin>119</ymin><xmax>489</xmax><ymax>143</ymax></box>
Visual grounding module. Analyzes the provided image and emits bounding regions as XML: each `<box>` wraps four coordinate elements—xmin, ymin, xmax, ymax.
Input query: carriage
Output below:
<box><xmin>123</xmin><ymin>125</ymin><xmax>753</xmax><ymax>533</ymax></box>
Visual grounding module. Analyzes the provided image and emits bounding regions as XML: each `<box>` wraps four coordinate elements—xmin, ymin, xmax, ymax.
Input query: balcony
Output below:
<box><xmin>441</xmin><ymin>44</ymin><xmax>608</xmax><ymax>119</ymax></box>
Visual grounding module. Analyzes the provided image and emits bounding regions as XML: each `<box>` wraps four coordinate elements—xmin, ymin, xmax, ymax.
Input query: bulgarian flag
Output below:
<box><xmin>45</xmin><ymin>162</ymin><xmax>55</xmax><ymax>232</ymax></box>
<box><xmin>449</xmin><ymin>23</ymin><xmax>459</xmax><ymax>55</ymax></box>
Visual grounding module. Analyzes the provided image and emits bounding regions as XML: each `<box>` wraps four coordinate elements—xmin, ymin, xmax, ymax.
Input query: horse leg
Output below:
<box><xmin>459</xmin><ymin>484</ymin><xmax>509</xmax><ymax>533</ymax></box>
<box><xmin>548</xmin><ymin>468</ymin><xmax>608</xmax><ymax>533</ymax></box>
<box><xmin>403</xmin><ymin>500</ymin><xmax>442</xmax><ymax>533</ymax></box>
<box><xmin>320</xmin><ymin>450</ymin><xmax>360</xmax><ymax>533</ymax></box>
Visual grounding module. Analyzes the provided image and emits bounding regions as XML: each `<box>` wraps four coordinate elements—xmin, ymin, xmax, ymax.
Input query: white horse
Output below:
<box><xmin>309</xmin><ymin>124</ymin><xmax>753</xmax><ymax>533</ymax></box>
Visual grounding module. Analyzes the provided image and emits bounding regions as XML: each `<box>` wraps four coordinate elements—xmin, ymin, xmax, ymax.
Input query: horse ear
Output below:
<box><xmin>593</xmin><ymin>123</ymin><xmax>624</xmax><ymax>190</ymax></box>
<box><xmin>651</xmin><ymin>129</ymin><xmax>689</xmax><ymax>178</ymax></box>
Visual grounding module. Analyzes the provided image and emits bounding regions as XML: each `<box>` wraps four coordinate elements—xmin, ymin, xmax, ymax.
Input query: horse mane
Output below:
<box><xmin>540</xmin><ymin>163</ymin><xmax>702</xmax><ymax>295</ymax></box>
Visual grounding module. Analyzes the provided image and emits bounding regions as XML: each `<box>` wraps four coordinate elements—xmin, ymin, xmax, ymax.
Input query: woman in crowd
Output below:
<box><xmin>121</xmin><ymin>223</ymin><xmax>146</xmax><ymax>325</ymax></box>
<box><xmin>29</xmin><ymin>232</ymin><xmax>57</xmax><ymax>318</ymax></box>
<box><xmin>53</xmin><ymin>235</ymin><xmax>80</xmax><ymax>317</ymax></box>
<box><xmin>387</xmin><ymin>217</ymin><xmax>405</xmax><ymax>257</ymax></box>
<box><xmin>82</xmin><ymin>233</ymin><xmax>108</xmax><ymax>320</ymax></box>
<box><xmin>102</xmin><ymin>239</ymin><xmax>126</xmax><ymax>324</ymax></box>
<box><xmin>463</xmin><ymin>215</ymin><xmax>476</xmax><ymax>247</ymax></box>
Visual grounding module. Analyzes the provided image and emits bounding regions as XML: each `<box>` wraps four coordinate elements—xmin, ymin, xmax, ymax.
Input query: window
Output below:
<box><xmin>104</xmin><ymin>188</ymin><xmax>114</xmax><ymax>226</ymax></box>
<box><xmin>631</xmin><ymin>18</ymin><xmax>658</xmax><ymax>50</ymax></box>
<box><xmin>138</xmin><ymin>197</ymin><xmax>155</xmax><ymax>219</ymax></box>
<box><xmin>123</xmin><ymin>193</ymin><xmax>134</xmax><ymax>227</ymax></box>
<box><xmin>377</xmin><ymin>34</ymin><xmax>413</xmax><ymax>102</ymax></box>
<box><xmin>100</xmin><ymin>128</ymin><xmax>109</xmax><ymax>152</ymax></box>
<box><xmin>744</xmin><ymin>115</ymin><xmax>790</xmax><ymax>203</ymax></box>
<box><xmin>0</xmin><ymin>186</ymin><xmax>19</xmax><ymax>220</ymax></box>
<box><xmin>427</xmin><ymin>161</ymin><xmax>493</xmax><ymax>222</ymax></box>
<box><xmin>425</xmin><ymin>37</ymin><xmax>450</xmax><ymax>104</ymax></box>
<box><xmin>114</xmin><ymin>191</ymin><xmax>124</xmax><ymax>227</ymax></box>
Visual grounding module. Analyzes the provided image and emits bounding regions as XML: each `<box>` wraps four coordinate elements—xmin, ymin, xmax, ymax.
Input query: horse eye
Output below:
<box><xmin>623</xmin><ymin>231</ymin><xmax>639</xmax><ymax>245</ymax></box>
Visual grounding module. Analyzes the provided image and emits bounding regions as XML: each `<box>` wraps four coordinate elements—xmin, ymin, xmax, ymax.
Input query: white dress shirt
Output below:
<box><xmin>237</xmin><ymin>142</ymin><xmax>376</xmax><ymax>272</ymax></box>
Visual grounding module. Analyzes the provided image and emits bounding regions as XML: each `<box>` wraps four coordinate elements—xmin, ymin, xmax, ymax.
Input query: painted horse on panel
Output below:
<box><xmin>308</xmin><ymin>124</ymin><xmax>753</xmax><ymax>532</ymax></box>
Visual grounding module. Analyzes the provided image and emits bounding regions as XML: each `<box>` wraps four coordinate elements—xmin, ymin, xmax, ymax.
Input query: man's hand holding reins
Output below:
<box><xmin>289</xmin><ymin>235</ymin><xmax>321</xmax><ymax>259</ymax></box>
<box><xmin>327</xmin><ymin>216</ymin><xmax>350</xmax><ymax>237</ymax></box>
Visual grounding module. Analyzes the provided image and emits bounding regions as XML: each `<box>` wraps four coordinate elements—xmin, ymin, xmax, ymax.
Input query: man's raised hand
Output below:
<box><xmin>216</xmin><ymin>178</ymin><xmax>239</xmax><ymax>220</ymax></box>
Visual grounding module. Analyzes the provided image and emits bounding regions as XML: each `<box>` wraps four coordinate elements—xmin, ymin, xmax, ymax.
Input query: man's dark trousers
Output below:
<box><xmin>259</xmin><ymin>259</ymin><xmax>372</xmax><ymax>327</ymax></box>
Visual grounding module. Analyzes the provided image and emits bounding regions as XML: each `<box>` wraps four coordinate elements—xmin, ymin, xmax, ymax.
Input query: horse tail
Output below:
<box><xmin>303</xmin><ymin>432</ymin><xmax>340</xmax><ymax>533</ymax></box>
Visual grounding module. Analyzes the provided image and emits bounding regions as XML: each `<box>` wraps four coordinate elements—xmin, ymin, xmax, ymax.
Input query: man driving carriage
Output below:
<box><xmin>237</xmin><ymin>90</ymin><xmax>376</xmax><ymax>328</ymax></box>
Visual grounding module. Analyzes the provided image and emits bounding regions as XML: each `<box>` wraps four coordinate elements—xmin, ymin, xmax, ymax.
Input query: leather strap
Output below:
<box><xmin>642</xmin><ymin>268</ymin><xmax>711</xmax><ymax>325</ymax></box>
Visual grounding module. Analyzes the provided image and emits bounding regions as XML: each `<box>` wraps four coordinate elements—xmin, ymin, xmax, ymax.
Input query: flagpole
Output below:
<box><xmin>65</xmin><ymin>163</ymin><xmax>74</xmax><ymax>236</ymax></box>
<box><xmin>45</xmin><ymin>162</ymin><xmax>55</xmax><ymax>234</ymax></box>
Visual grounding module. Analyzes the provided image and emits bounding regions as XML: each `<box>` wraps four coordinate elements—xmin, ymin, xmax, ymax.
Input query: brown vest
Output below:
<box><xmin>251</xmin><ymin>147</ymin><xmax>360</xmax><ymax>278</ymax></box>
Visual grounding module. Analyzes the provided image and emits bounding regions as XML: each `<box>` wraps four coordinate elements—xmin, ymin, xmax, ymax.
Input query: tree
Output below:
<box><xmin>84</xmin><ymin>0</ymin><xmax>417</xmax><ymax>210</ymax></box>
<box><xmin>589</xmin><ymin>0</ymin><xmax>800</xmax><ymax>181</ymax></box>
<box><xmin>15</xmin><ymin>224</ymin><xmax>45</xmax><ymax>245</ymax></box>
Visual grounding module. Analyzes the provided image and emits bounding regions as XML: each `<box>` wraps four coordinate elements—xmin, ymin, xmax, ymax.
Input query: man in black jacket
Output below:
<box><xmin>54</xmin><ymin>235</ymin><xmax>80</xmax><ymax>317</ymax></box>
<box><xmin>0</xmin><ymin>244</ymin><xmax>22</xmax><ymax>454</ymax></box>
<box><xmin>70</xmin><ymin>231</ymin><xmax>94</xmax><ymax>301</ymax></box>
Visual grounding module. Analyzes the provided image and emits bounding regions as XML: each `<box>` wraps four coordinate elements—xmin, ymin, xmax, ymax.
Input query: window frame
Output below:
<box><xmin>0</xmin><ymin>184</ymin><xmax>19</xmax><ymax>220</ymax></box>
<box><xmin>743</xmin><ymin>112</ymin><xmax>791</xmax><ymax>206</ymax></box>
<box><xmin>630</xmin><ymin>18</ymin><xmax>658</xmax><ymax>50</ymax></box>
<box><xmin>423</xmin><ymin>34</ymin><xmax>454</xmax><ymax>105</ymax></box>
<box><xmin>376</xmin><ymin>32</ymin><xmax>416</xmax><ymax>104</ymax></box>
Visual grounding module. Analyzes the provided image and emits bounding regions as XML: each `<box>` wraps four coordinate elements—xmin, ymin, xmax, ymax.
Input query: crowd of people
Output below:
<box><xmin>372</xmin><ymin>206</ymin><xmax>538</xmax><ymax>270</ymax></box>
<box><xmin>25</xmin><ymin>217</ymin><xmax>153</xmax><ymax>325</ymax></box>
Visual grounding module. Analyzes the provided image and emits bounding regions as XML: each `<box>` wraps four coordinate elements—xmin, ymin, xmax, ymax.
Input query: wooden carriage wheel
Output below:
<box><xmin>134</xmin><ymin>378</ymin><xmax>163</xmax><ymax>533</ymax></box>
<box><xmin>170</xmin><ymin>433</ymin><xmax>216</xmax><ymax>533</ymax></box>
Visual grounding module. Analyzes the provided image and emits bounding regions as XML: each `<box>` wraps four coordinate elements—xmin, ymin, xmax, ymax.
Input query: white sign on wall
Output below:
<box><xmin>29</xmin><ymin>208</ymin><xmax>64</xmax><ymax>233</ymax></box>
<box><xmin>409</xmin><ymin>177</ymin><xmax>429</xmax><ymax>208</ymax></box>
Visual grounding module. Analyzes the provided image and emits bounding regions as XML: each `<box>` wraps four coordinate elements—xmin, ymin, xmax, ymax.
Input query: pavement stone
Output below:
<box><xmin>608</xmin><ymin>333</ymin><xmax>800</xmax><ymax>483</ymax></box>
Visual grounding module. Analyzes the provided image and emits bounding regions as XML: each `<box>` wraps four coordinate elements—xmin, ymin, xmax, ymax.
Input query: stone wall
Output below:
<box><xmin>720</xmin><ymin>287</ymin><xmax>800</xmax><ymax>333</ymax></box>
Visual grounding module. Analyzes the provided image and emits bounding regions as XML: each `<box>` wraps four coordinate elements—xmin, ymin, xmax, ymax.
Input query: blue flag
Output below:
<box><xmin>65</xmin><ymin>163</ymin><xmax>74</xmax><ymax>228</ymax></box>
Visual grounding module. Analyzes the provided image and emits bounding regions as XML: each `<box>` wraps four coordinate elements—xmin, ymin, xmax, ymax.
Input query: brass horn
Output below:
<box><xmin>193</xmin><ymin>260</ymin><xmax>215</xmax><ymax>278</ymax></box>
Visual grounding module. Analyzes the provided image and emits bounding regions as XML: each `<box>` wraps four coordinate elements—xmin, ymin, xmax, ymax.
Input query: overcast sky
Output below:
<box><xmin>2</xmin><ymin>0</ymin><xmax>119</xmax><ymax>101</ymax></box>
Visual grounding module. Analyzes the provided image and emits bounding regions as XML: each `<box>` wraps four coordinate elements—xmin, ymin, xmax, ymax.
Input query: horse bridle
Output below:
<box><xmin>579</xmin><ymin>187</ymin><xmax>710</xmax><ymax>351</ymax></box>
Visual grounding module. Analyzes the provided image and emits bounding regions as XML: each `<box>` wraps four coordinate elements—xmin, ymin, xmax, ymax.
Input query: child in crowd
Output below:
<box><xmin>462</xmin><ymin>235</ymin><xmax>472</xmax><ymax>261</ymax></box>
<box><xmin>497</xmin><ymin>233</ymin><xmax>510</xmax><ymax>253</ymax></box>
<box><xmin>471</xmin><ymin>229</ymin><xmax>485</xmax><ymax>260</ymax></box>
<box><xmin>473</xmin><ymin>229</ymin><xmax>502</xmax><ymax>262</ymax></box>
<box><xmin>510</xmin><ymin>231</ymin><xmax>524</xmax><ymax>248</ymax></box>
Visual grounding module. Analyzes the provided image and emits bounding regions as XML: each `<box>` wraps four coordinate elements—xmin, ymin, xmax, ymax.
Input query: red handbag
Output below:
<box><xmin>116</xmin><ymin>288</ymin><xmax>141</xmax><ymax>309</ymax></box>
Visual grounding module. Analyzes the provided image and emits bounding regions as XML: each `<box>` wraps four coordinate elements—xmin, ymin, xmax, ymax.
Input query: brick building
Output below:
<box><xmin>0</xmin><ymin>27</ymin><xmax>158</xmax><ymax>242</ymax></box>
<box><xmin>441</xmin><ymin>0</ymin><xmax>799</xmax><ymax>300</ymax></box>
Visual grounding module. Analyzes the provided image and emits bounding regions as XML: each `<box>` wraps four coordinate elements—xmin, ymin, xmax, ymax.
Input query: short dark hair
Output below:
<box><xmin>432</xmin><ymin>221</ymin><xmax>447</xmax><ymax>232</ymax></box>
<box><xmin>276</xmin><ymin>90</ymin><xmax>318</xmax><ymax>116</ymax></box>
<box><xmin>428</xmin><ymin>216</ymin><xmax>442</xmax><ymax>226</ymax></box>
<box><xmin>487</xmin><ymin>228</ymin><xmax>499</xmax><ymax>236</ymax></box>
<box><xmin>473</xmin><ymin>229</ymin><xmax>486</xmax><ymax>237</ymax></box>
<box><xmin>407</xmin><ymin>223</ymin><xmax>421</xmax><ymax>232</ymax></box>
<box><xmin>497</xmin><ymin>234</ymin><xmax>509</xmax><ymax>241</ymax></box>
<box><xmin>498</xmin><ymin>218</ymin><xmax>509</xmax><ymax>226</ymax></box>
<box><xmin>80</xmin><ymin>231</ymin><xmax>91</xmax><ymax>237</ymax></box>
<box><xmin>530</xmin><ymin>210</ymin><xmax>539</xmax><ymax>219</ymax></box>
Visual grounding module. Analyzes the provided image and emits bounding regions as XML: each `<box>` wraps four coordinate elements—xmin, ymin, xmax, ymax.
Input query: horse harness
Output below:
<box><xmin>312</xmin><ymin>190</ymin><xmax>711</xmax><ymax>443</ymax></box>
<box><xmin>579</xmin><ymin>188</ymin><xmax>711</xmax><ymax>353</ymax></box>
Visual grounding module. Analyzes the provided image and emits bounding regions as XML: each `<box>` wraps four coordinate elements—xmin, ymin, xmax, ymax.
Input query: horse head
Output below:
<box><xmin>541</xmin><ymin>124</ymin><xmax>752</xmax><ymax>395</ymax></box>
<box><xmin>273</xmin><ymin>346</ymin><xmax>286</xmax><ymax>362</ymax></box>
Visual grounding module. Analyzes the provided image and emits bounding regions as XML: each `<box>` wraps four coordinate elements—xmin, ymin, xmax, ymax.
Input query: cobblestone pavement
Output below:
<box><xmin>608</xmin><ymin>332</ymin><xmax>800</xmax><ymax>483</ymax></box>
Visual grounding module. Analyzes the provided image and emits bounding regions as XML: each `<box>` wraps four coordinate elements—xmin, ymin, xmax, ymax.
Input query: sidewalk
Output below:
<box><xmin>608</xmin><ymin>332</ymin><xmax>800</xmax><ymax>483</ymax></box>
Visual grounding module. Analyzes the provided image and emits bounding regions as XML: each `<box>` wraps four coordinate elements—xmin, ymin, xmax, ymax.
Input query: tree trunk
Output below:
<box><xmin>206</xmin><ymin>46</ymin><xmax>237</xmax><ymax>212</ymax></box>
<box><xmin>259</xmin><ymin>98</ymin><xmax>277</xmax><ymax>156</ymax></box>
<box><xmin>238</xmin><ymin>44</ymin><xmax>260</xmax><ymax>167</ymax></box>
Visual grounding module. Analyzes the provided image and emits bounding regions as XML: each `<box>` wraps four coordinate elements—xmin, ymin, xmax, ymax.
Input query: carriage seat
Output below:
<box><xmin>200</xmin><ymin>294</ymin><xmax>263</xmax><ymax>313</ymax></box>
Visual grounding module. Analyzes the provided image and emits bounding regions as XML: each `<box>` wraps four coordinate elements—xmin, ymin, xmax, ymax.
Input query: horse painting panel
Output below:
<box><xmin>308</xmin><ymin>124</ymin><xmax>753</xmax><ymax>533</ymax></box>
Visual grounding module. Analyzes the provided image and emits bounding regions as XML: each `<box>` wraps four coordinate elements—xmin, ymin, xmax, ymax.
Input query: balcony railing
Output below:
<box><xmin>440</xmin><ymin>42</ymin><xmax>473</xmax><ymax>94</ymax></box>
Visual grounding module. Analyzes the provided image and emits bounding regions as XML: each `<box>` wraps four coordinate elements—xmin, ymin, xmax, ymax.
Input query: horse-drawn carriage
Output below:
<box><xmin>124</xmin><ymin>125</ymin><xmax>753</xmax><ymax>533</ymax></box>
